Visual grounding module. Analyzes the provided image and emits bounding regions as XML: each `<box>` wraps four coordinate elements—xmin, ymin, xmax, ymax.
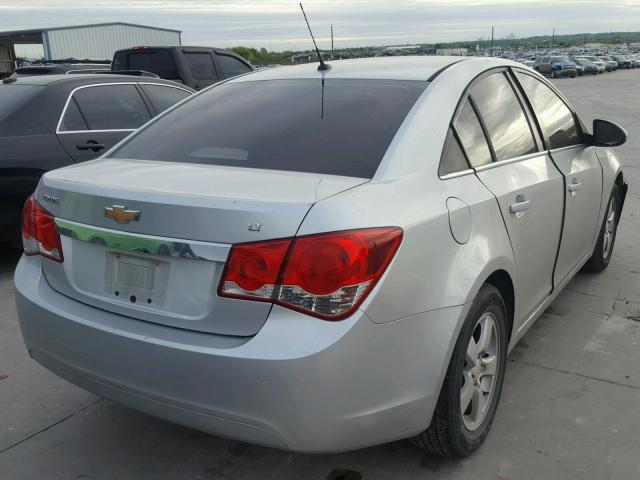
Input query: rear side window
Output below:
<box><xmin>141</xmin><ymin>84</ymin><xmax>191</xmax><ymax>113</ymax></box>
<box><xmin>454</xmin><ymin>99</ymin><xmax>492</xmax><ymax>168</ymax></box>
<box><xmin>185</xmin><ymin>52</ymin><xmax>218</xmax><ymax>80</ymax></box>
<box><xmin>59</xmin><ymin>99</ymin><xmax>88</xmax><ymax>131</ymax></box>
<box><xmin>215</xmin><ymin>54</ymin><xmax>252</xmax><ymax>79</ymax></box>
<box><xmin>125</xmin><ymin>50</ymin><xmax>179</xmax><ymax>79</ymax></box>
<box><xmin>72</xmin><ymin>84</ymin><xmax>151</xmax><ymax>130</ymax></box>
<box><xmin>439</xmin><ymin>128</ymin><xmax>469</xmax><ymax>176</ymax></box>
<box><xmin>112</xmin><ymin>79</ymin><xmax>427</xmax><ymax>179</ymax></box>
<box><xmin>469</xmin><ymin>72</ymin><xmax>536</xmax><ymax>161</ymax></box>
<box><xmin>515</xmin><ymin>72</ymin><xmax>581</xmax><ymax>149</ymax></box>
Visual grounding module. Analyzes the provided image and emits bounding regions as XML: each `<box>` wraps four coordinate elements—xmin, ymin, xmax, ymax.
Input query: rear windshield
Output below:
<box><xmin>0</xmin><ymin>84</ymin><xmax>43</xmax><ymax>121</ymax></box>
<box><xmin>112</xmin><ymin>79</ymin><xmax>427</xmax><ymax>178</ymax></box>
<box><xmin>114</xmin><ymin>50</ymin><xmax>178</xmax><ymax>79</ymax></box>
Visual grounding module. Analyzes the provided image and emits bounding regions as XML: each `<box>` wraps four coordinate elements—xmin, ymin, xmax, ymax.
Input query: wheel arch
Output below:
<box><xmin>464</xmin><ymin>260</ymin><xmax>518</xmax><ymax>343</ymax></box>
<box><xmin>484</xmin><ymin>270</ymin><xmax>515</xmax><ymax>341</ymax></box>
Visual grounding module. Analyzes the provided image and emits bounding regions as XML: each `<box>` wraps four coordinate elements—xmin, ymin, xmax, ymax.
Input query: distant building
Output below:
<box><xmin>436</xmin><ymin>48</ymin><xmax>468</xmax><ymax>56</ymax></box>
<box><xmin>0</xmin><ymin>22</ymin><xmax>181</xmax><ymax>75</ymax></box>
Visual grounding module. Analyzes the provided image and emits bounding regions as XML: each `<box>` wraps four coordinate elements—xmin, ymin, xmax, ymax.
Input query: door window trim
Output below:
<box><xmin>56</xmin><ymin>82</ymin><xmax>192</xmax><ymax>134</ymax></box>
<box><xmin>439</xmin><ymin>66</ymin><xmax>542</xmax><ymax>180</ymax></box>
<box><xmin>509</xmin><ymin>67</ymin><xmax>587</xmax><ymax>152</ymax></box>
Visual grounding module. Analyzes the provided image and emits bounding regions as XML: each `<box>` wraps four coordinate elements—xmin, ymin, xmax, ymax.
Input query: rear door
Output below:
<box><xmin>514</xmin><ymin>70</ymin><xmax>602</xmax><ymax>284</ymax></box>
<box><xmin>464</xmin><ymin>70</ymin><xmax>564</xmax><ymax>321</ymax></box>
<box><xmin>56</xmin><ymin>83</ymin><xmax>152</xmax><ymax>162</ymax></box>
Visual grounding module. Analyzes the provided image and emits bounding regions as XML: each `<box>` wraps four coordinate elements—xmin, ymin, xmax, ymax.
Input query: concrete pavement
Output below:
<box><xmin>1</xmin><ymin>69</ymin><xmax>639</xmax><ymax>479</ymax></box>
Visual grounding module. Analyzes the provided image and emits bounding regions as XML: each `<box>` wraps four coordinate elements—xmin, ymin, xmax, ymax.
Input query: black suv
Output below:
<box><xmin>111</xmin><ymin>46</ymin><xmax>253</xmax><ymax>90</ymax></box>
<box><xmin>0</xmin><ymin>74</ymin><xmax>194</xmax><ymax>244</ymax></box>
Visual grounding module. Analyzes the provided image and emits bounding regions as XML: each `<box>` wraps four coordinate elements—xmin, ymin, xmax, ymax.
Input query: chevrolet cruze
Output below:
<box><xmin>15</xmin><ymin>56</ymin><xmax>628</xmax><ymax>457</ymax></box>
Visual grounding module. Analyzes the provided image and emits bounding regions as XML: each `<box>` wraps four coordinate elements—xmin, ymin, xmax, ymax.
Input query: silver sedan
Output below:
<box><xmin>15</xmin><ymin>56</ymin><xmax>628</xmax><ymax>456</ymax></box>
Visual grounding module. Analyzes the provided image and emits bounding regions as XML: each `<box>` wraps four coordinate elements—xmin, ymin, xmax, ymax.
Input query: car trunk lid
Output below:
<box><xmin>37</xmin><ymin>158</ymin><xmax>368</xmax><ymax>336</ymax></box>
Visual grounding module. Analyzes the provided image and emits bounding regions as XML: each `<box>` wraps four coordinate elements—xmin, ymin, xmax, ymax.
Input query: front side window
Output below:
<box><xmin>112</xmin><ymin>79</ymin><xmax>427</xmax><ymax>179</ymax></box>
<box><xmin>470</xmin><ymin>72</ymin><xmax>537</xmax><ymax>161</ymax></box>
<box><xmin>215</xmin><ymin>54</ymin><xmax>252</xmax><ymax>79</ymax></box>
<box><xmin>72</xmin><ymin>84</ymin><xmax>151</xmax><ymax>130</ymax></box>
<box><xmin>453</xmin><ymin>99</ymin><xmax>492</xmax><ymax>168</ymax></box>
<box><xmin>515</xmin><ymin>72</ymin><xmax>581</xmax><ymax>149</ymax></box>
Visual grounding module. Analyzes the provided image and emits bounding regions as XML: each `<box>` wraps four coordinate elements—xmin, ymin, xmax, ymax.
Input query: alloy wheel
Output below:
<box><xmin>461</xmin><ymin>312</ymin><xmax>500</xmax><ymax>431</ymax></box>
<box><xmin>602</xmin><ymin>195</ymin><xmax>617</xmax><ymax>259</ymax></box>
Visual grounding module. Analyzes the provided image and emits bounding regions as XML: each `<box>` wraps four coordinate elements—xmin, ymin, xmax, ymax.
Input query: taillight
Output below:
<box><xmin>22</xmin><ymin>196</ymin><xmax>63</xmax><ymax>263</ymax></box>
<box><xmin>219</xmin><ymin>228</ymin><xmax>402</xmax><ymax>320</ymax></box>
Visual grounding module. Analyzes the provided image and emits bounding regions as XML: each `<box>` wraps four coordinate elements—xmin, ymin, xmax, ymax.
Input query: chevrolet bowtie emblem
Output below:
<box><xmin>104</xmin><ymin>205</ymin><xmax>141</xmax><ymax>224</ymax></box>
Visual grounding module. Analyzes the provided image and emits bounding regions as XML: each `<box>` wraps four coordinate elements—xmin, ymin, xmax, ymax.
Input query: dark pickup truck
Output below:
<box><xmin>111</xmin><ymin>46</ymin><xmax>253</xmax><ymax>90</ymax></box>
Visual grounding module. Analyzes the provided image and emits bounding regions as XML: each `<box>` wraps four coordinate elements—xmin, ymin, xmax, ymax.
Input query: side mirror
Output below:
<box><xmin>591</xmin><ymin>119</ymin><xmax>627</xmax><ymax>147</ymax></box>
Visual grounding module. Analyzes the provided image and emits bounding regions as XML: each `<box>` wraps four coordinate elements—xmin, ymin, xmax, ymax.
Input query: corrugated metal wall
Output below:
<box><xmin>0</xmin><ymin>45</ymin><xmax>15</xmax><ymax>73</ymax></box>
<box><xmin>47</xmin><ymin>24</ymin><xmax>180</xmax><ymax>61</ymax></box>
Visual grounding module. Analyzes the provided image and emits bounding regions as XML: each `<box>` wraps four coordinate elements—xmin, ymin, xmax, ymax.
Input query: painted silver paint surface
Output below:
<box><xmin>15</xmin><ymin>56</ymin><xmax>625</xmax><ymax>452</ymax></box>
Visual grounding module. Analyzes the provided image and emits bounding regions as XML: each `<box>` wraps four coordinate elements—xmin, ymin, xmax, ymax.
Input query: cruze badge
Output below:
<box><xmin>104</xmin><ymin>205</ymin><xmax>141</xmax><ymax>224</ymax></box>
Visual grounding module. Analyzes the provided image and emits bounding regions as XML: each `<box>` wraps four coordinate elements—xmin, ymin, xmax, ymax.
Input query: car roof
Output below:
<box><xmin>229</xmin><ymin>56</ymin><xmax>470</xmax><ymax>82</ymax></box>
<box><xmin>4</xmin><ymin>74</ymin><xmax>187</xmax><ymax>87</ymax></box>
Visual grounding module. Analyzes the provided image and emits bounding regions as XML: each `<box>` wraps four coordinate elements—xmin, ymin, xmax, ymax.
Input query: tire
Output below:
<box><xmin>583</xmin><ymin>183</ymin><xmax>621</xmax><ymax>273</ymax></box>
<box><xmin>413</xmin><ymin>284</ymin><xmax>508</xmax><ymax>457</ymax></box>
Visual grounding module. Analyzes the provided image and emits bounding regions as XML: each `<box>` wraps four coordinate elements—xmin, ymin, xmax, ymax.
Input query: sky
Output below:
<box><xmin>2</xmin><ymin>0</ymin><xmax>640</xmax><ymax>57</ymax></box>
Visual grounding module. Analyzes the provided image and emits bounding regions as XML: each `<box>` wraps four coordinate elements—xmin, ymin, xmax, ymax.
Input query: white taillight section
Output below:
<box><xmin>218</xmin><ymin>228</ymin><xmax>402</xmax><ymax>320</ymax></box>
<box><xmin>22</xmin><ymin>196</ymin><xmax>64</xmax><ymax>263</ymax></box>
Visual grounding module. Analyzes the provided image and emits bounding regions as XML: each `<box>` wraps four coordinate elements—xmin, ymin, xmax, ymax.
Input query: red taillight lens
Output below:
<box><xmin>218</xmin><ymin>239</ymin><xmax>291</xmax><ymax>301</ymax></box>
<box><xmin>219</xmin><ymin>228</ymin><xmax>402</xmax><ymax>320</ymax></box>
<box><xmin>22</xmin><ymin>196</ymin><xmax>63</xmax><ymax>262</ymax></box>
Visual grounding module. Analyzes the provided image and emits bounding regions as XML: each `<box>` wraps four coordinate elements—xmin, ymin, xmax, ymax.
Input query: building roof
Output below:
<box><xmin>0</xmin><ymin>22</ymin><xmax>182</xmax><ymax>37</ymax></box>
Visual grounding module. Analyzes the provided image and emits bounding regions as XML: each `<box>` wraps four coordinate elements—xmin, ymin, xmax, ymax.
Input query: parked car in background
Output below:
<box><xmin>534</xmin><ymin>56</ymin><xmax>577</xmax><ymax>78</ymax></box>
<box><xmin>0</xmin><ymin>74</ymin><xmax>193</xmax><ymax>244</ymax></box>
<box><xmin>580</xmin><ymin>56</ymin><xmax>607</xmax><ymax>73</ymax></box>
<box><xmin>572</xmin><ymin>58</ymin><xmax>599</xmax><ymax>75</ymax></box>
<box><xmin>111</xmin><ymin>46</ymin><xmax>253</xmax><ymax>90</ymax></box>
<box><xmin>597</xmin><ymin>56</ymin><xmax>618</xmax><ymax>71</ymax></box>
<box><xmin>15</xmin><ymin>57</ymin><xmax>628</xmax><ymax>458</ymax></box>
<box><xmin>11</xmin><ymin>63</ymin><xmax>111</xmax><ymax>77</ymax></box>
<box><xmin>611</xmin><ymin>54</ymin><xmax>632</xmax><ymax>69</ymax></box>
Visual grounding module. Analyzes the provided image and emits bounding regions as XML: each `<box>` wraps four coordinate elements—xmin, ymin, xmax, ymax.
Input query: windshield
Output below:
<box><xmin>112</xmin><ymin>78</ymin><xmax>428</xmax><ymax>179</ymax></box>
<box><xmin>550</xmin><ymin>56</ymin><xmax>570</xmax><ymax>62</ymax></box>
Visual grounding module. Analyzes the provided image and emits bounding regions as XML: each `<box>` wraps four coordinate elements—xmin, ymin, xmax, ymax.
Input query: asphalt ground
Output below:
<box><xmin>1</xmin><ymin>68</ymin><xmax>639</xmax><ymax>480</ymax></box>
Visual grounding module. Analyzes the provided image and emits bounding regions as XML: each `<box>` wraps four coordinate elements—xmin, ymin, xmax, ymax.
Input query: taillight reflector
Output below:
<box><xmin>218</xmin><ymin>228</ymin><xmax>402</xmax><ymax>320</ymax></box>
<box><xmin>22</xmin><ymin>196</ymin><xmax>63</xmax><ymax>263</ymax></box>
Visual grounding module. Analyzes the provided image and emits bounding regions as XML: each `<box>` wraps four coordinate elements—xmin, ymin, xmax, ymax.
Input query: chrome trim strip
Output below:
<box><xmin>439</xmin><ymin>169</ymin><xmax>475</xmax><ymax>180</ymax></box>
<box><xmin>54</xmin><ymin>218</ymin><xmax>230</xmax><ymax>262</ymax></box>
<box><xmin>55</xmin><ymin>82</ymin><xmax>193</xmax><ymax>134</ymax></box>
<box><xmin>548</xmin><ymin>143</ymin><xmax>587</xmax><ymax>154</ymax></box>
<box><xmin>474</xmin><ymin>150</ymin><xmax>549</xmax><ymax>172</ymax></box>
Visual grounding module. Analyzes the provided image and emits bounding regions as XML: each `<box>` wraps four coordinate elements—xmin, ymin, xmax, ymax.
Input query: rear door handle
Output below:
<box><xmin>568</xmin><ymin>181</ymin><xmax>582</xmax><ymax>193</ymax></box>
<box><xmin>510</xmin><ymin>195</ymin><xmax>531</xmax><ymax>214</ymax></box>
<box><xmin>76</xmin><ymin>142</ymin><xmax>105</xmax><ymax>152</ymax></box>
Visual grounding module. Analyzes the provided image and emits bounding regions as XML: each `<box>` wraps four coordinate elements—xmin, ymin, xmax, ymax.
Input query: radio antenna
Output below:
<box><xmin>299</xmin><ymin>3</ymin><xmax>330</xmax><ymax>71</ymax></box>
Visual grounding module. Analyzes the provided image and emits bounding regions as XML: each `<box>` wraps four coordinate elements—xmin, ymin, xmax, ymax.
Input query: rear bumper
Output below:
<box><xmin>14</xmin><ymin>255</ymin><xmax>467</xmax><ymax>453</ymax></box>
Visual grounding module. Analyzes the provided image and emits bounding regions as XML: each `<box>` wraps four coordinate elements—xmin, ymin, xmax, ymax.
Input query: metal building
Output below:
<box><xmin>0</xmin><ymin>22</ymin><xmax>181</xmax><ymax>74</ymax></box>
